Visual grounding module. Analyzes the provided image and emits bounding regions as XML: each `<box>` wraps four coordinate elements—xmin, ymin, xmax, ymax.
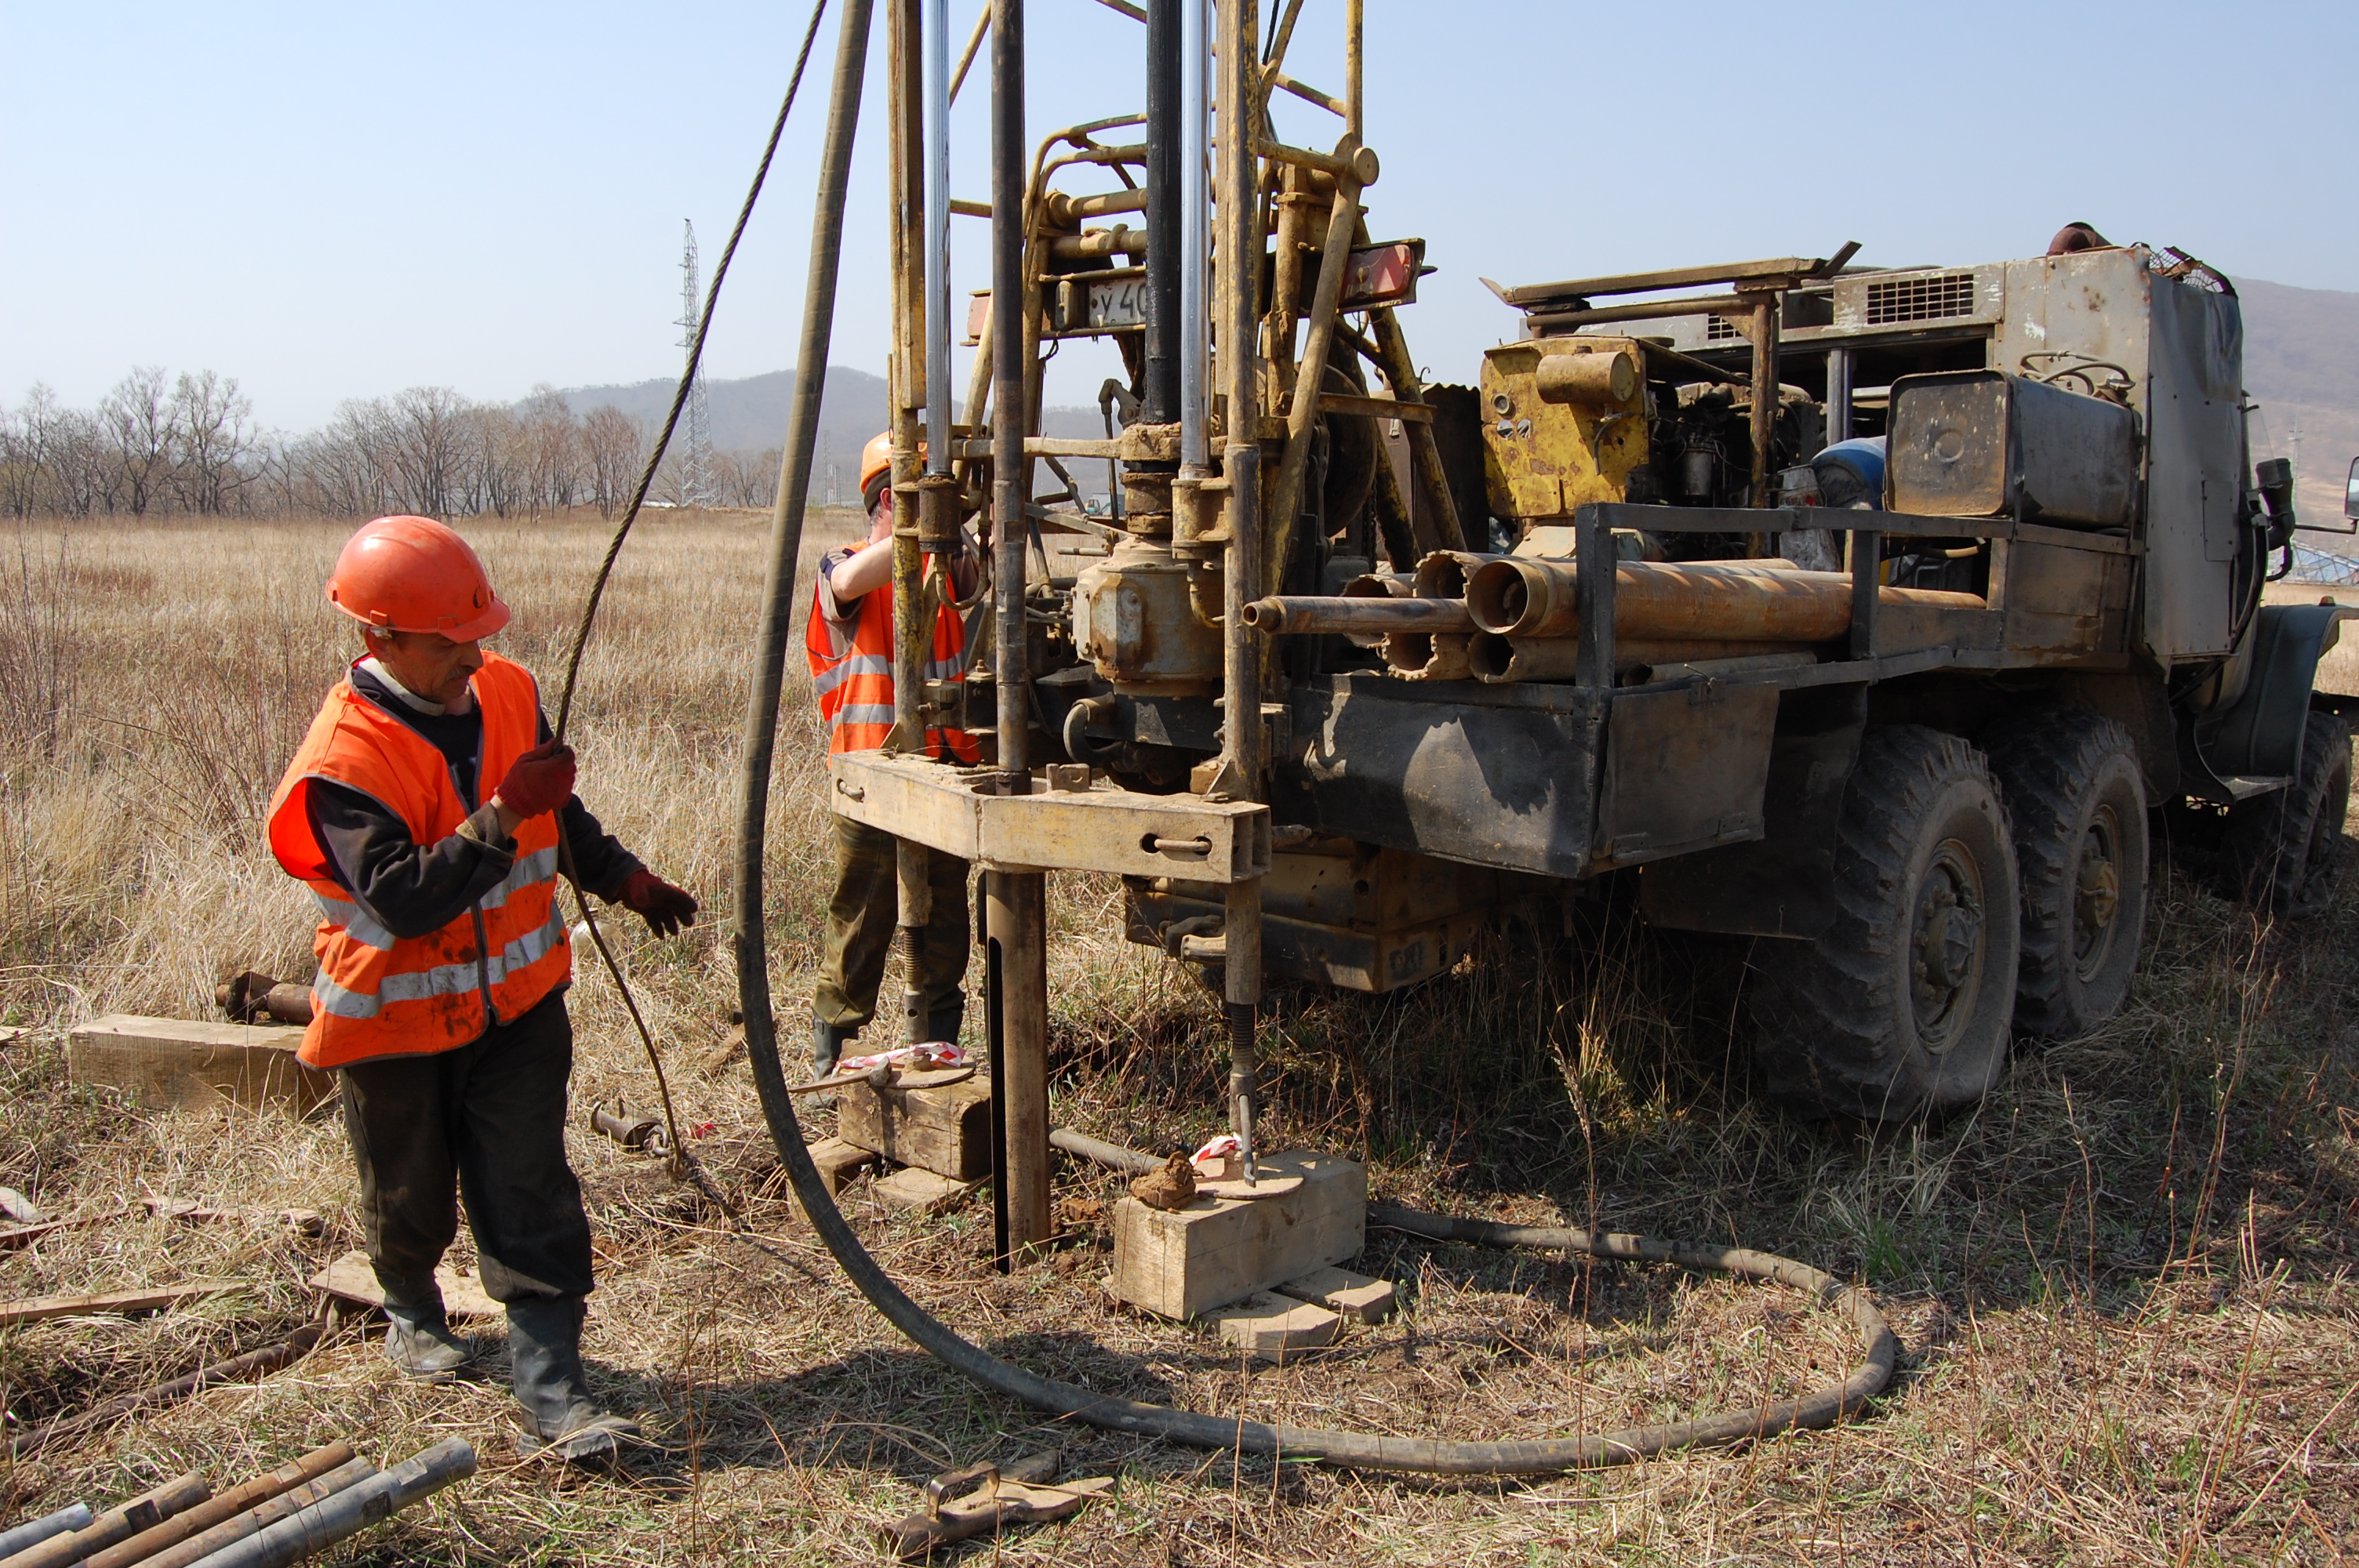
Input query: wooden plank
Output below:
<box><xmin>1276</xmin><ymin>1264</ymin><xmax>1397</xmax><ymax>1323</ymax></box>
<box><xmin>1110</xmin><ymin>1150</ymin><xmax>1367</xmax><ymax>1320</ymax></box>
<box><xmin>1212</xmin><ymin>1292</ymin><xmax>1343</xmax><ymax>1361</ymax></box>
<box><xmin>0</xmin><ymin>1281</ymin><xmax>244</xmax><ymax>1328</ymax></box>
<box><xmin>308</xmin><ymin>1250</ymin><xmax>502</xmax><ymax>1318</ymax></box>
<box><xmin>805</xmin><ymin>1137</ymin><xmax>879</xmax><ymax>1197</ymax></box>
<box><xmin>839</xmin><ymin>1075</ymin><xmax>994</xmax><ymax>1180</ymax></box>
<box><xmin>67</xmin><ymin>1014</ymin><xmax>334</xmax><ymax>1116</ymax></box>
<box><xmin>870</xmin><ymin>1168</ymin><xmax>980</xmax><ymax>1215</ymax></box>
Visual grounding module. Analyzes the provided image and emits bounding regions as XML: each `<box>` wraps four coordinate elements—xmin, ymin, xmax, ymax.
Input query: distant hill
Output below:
<box><xmin>554</xmin><ymin>365</ymin><xmax>1112</xmax><ymax>498</ymax></box>
<box><xmin>2231</xmin><ymin>278</ymin><xmax>2357</xmax><ymax>524</ymax></box>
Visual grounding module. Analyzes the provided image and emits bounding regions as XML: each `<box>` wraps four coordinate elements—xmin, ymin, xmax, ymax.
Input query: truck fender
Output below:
<box><xmin>2182</xmin><ymin>604</ymin><xmax>2354</xmax><ymax>799</ymax></box>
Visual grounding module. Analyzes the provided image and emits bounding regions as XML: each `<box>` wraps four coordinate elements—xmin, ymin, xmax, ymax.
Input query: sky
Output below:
<box><xmin>5</xmin><ymin>0</ymin><xmax>2357</xmax><ymax>434</ymax></box>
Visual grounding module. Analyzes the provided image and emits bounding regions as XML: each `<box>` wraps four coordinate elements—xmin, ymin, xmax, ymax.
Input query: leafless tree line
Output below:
<box><xmin>1</xmin><ymin>370</ymin><xmax>784</xmax><ymax>521</ymax></box>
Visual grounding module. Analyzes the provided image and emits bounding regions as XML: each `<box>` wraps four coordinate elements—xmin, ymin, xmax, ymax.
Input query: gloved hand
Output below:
<box><xmin>493</xmin><ymin>739</ymin><xmax>576</xmax><ymax>819</ymax></box>
<box><xmin>617</xmin><ymin>869</ymin><xmax>699</xmax><ymax>937</ymax></box>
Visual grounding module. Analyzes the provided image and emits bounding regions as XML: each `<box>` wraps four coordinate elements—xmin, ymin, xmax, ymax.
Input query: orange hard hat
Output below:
<box><xmin>859</xmin><ymin>432</ymin><xmax>893</xmax><ymax>511</ymax></box>
<box><xmin>325</xmin><ymin>516</ymin><xmax>511</xmax><ymax>641</ymax></box>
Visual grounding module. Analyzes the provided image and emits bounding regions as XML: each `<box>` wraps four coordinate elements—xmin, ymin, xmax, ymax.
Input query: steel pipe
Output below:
<box><xmin>990</xmin><ymin>0</ymin><xmax>1027</xmax><ymax>785</ymax></box>
<box><xmin>180</xmin><ymin>1441</ymin><xmax>474</xmax><ymax>1568</ymax></box>
<box><xmin>83</xmin><ymin>1443</ymin><xmax>357</xmax><ymax>1568</ymax></box>
<box><xmin>1216</xmin><ymin>0</ymin><xmax>1264</xmax><ymax>1178</ymax></box>
<box><xmin>0</xmin><ymin>1507</ymin><xmax>92</xmax><ymax>1562</ymax></box>
<box><xmin>1241</xmin><ymin>594</ymin><xmax>1470</xmax><ymax>636</ymax></box>
<box><xmin>1143</xmin><ymin>0</ymin><xmax>1180</xmax><ymax>423</ymax></box>
<box><xmin>1179</xmin><ymin>0</ymin><xmax>1209</xmax><ymax>468</ymax></box>
<box><xmin>1463</xmin><ymin>557</ymin><xmax>1983</xmax><ymax>642</ymax></box>
<box><xmin>129</xmin><ymin>1460</ymin><xmax>376</xmax><ymax>1568</ymax></box>
<box><xmin>925</xmin><ymin>0</ymin><xmax>953</xmax><ymax>474</ymax></box>
<box><xmin>5</xmin><ymin>1477</ymin><xmax>208</xmax><ymax>1568</ymax></box>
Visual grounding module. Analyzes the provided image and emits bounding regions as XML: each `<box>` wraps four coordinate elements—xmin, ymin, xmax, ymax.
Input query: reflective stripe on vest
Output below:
<box><xmin>310</xmin><ymin>905</ymin><xmax>568</xmax><ymax>1020</ymax></box>
<box><xmin>266</xmin><ymin>652</ymin><xmax>572</xmax><ymax>1068</ymax></box>
<box><xmin>805</xmin><ymin>556</ymin><xmax>979</xmax><ymax>761</ymax></box>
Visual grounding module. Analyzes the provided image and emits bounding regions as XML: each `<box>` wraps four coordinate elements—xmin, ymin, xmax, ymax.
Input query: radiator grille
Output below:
<box><xmin>1704</xmin><ymin>314</ymin><xmax>1742</xmax><ymax>341</ymax></box>
<box><xmin>1865</xmin><ymin>272</ymin><xmax>1978</xmax><ymax>325</ymax></box>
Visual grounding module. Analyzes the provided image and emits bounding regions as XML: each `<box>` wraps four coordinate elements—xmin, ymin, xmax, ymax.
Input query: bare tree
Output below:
<box><xmin>384</xmin><ymin>387</ymin><xmax>471</xmax><ymax>517</ymax></box>
<box><xmin>100</xmin><ymin>367</ymin><xmax>179</xmax><ymax>515</ymax></box>
<box><xmin>580</xmin><ymin>405</ymin><xmax>642</xmax><ymax>519</ymax></box>
<box><xmin>518</xmin><ymin>387</ymin><xmax>582</xmax><ymax>512</ymax></box>
<box><xmin>169</xmin><ymin>370</ymin><xmax>255</xmax><ymax>514</ymax></box>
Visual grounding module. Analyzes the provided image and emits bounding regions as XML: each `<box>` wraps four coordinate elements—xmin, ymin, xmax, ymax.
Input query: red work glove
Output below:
<box><xmin>618</xmin><ymin>869</ymin><xmax>700</xmax><ymax>937</ymax></box>
<box><xmin>493</xmin><ymin>739</ymin><xmax>576</xmax><ymax>819</ymax></box>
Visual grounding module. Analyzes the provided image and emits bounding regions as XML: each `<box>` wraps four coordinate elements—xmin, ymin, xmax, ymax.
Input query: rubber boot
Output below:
<box><xmin>812</xmin><ymin>1017</ymin><xmax>856</xmax><ymax>1077</ymax></box>
<box><xmin>908</xmin><ymin>989</ymin><xmax>966</xmax><ymax>1047</ymax></box>
<box><xmin>507</xmin><ymin>1295</ymin><xmax>641</xmax><ymax>1462</ymax></box>
<box><xmin>382</xmin><ymin>1294</ymin><xmax>474</xmax><ymax>1382</ymax></box>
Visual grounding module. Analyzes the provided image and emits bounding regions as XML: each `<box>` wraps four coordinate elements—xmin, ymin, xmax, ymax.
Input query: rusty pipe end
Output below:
<box><xmin>1467</xmin><ymin>631</ymin><xmax>1518</xmax><ymax>682</ymax></box>
<box><xmin>1239</xmin><ymin>596</ymin><xmax>1287</xmax><ymax>633</ymax></box>
<box><xmin>1465</xmin><ymin>557</ymin><xmax>1545</xmax><ymax>635</ymax></box>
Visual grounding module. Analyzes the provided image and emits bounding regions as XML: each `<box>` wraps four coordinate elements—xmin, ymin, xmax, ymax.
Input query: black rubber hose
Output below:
<box><xmin>725</xmin><ymin>0</ymin><xmax>1899</xmax><ymax>1477</ymax></box>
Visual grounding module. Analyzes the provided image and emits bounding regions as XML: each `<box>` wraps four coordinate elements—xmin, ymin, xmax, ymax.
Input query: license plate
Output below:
<box><xmin>1087</xmin><ymin>277</ymin><xmax>1149</xmax><ymax>329</ymax></box>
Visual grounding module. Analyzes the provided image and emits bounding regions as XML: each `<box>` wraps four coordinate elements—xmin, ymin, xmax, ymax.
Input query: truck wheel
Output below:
<box><xmin>1984</xmin><ymin>711</ymin><xmax>2148</xmax><ymax>1040</ymax></box>
<box><xmin>2220</xmin><ymin>710</ymin><xmax>2353</xmax><ymax>920</ymax></box>
<box><xmin>1752</xmin><ymin>725</ymin><xmax>2021</xmax><ymax>1122</ymax></box>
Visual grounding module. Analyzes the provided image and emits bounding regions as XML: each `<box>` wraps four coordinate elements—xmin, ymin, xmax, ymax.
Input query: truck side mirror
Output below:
<box><xmin>2348</xmin><ymin>456</ymin><xmax>2359</xmax><ymax>523</ymax></box>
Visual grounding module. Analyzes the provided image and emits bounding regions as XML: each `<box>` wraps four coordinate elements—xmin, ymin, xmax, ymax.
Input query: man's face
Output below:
<box><xmin>868</xmin><ymin>488</ymin><xmax>894</xmax><ymax>543</ymax></box>
<box><xmin>369</xmin><ymin>629</ymin><xmax>485</xmax><ymax>706</ymax></box>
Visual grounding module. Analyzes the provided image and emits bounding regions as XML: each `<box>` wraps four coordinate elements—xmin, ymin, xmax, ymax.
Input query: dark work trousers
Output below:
<box><xmin>813</xmin><ymin>811</ymin><xmax>970</xmax><ymax>1034</ymax></box>
<box><xmin>338</xmin><ymin>989</ymin><xmax>594</xmax><ymax>1311</ymax></box>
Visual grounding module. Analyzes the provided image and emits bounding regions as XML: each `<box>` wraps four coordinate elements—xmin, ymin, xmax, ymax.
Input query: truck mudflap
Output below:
<box><xmin>1273</xmin><ymin>670</ymin><xmax>1779</xmax><ymax>880</ymax></box>
<box><xmin>2183</xmin><ymin>603</ymin><xmax>2357</xmax><ymax>800</ymax></box>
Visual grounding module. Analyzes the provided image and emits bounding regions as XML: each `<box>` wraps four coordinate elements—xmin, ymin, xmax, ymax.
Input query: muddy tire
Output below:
<box><xmin>1753</xmin><ymin>725</ymin><xmax>2021</xmax><ymax>1122</ymax></box>
<box><xmin>1984</xmin><ymin>710</ymin><xmax>2148</xmax><ymax>1040</ymax></box>
<box><xmin>2219</xmin><ymin>710</ymin><xmax>2353</xmax><ymax>920</ymax></box>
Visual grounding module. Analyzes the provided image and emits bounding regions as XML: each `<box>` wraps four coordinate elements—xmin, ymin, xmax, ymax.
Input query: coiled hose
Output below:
<box><xmin>538</xmin><ymin>0</ymin><xmax>1906</xmax><ymax>1476</ymax></box>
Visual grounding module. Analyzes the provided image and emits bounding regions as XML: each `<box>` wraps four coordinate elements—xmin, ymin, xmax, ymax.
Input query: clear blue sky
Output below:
<box><xmin>5</xmin><ymin>0</ymin><xmax>2354</xmax><ymax>434</ymax></box>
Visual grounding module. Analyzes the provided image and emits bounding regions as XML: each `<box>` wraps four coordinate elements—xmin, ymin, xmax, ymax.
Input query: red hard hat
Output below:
<box><xmin>325</xmin><ymin>516</ymin><xmax>511</xmax><ymax>641</ymax></box>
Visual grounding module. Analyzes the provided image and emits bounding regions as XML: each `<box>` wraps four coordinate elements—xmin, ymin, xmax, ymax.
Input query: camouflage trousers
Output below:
<box><xmin>813</xmin><ymin>811</ymin><xmax>971</xmax><ymax>1039</ymax></box>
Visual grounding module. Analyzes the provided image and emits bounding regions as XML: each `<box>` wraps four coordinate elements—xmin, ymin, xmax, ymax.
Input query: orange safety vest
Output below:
<box><xmin>265</xmin><ymin>652</ymin><xmax>571</xmax><ymax>1069</ymax></box>
<box><xmin>805</xmin><ymin>553</ymin><xmax>978</xmax><ymax>761</ymax></box>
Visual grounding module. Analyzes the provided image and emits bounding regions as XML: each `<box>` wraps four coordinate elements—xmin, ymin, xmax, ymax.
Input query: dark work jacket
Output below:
<box><xmin>304</xmin><ymin>662</ymin><xmax>641</xmax><ymax>942</ymax></box>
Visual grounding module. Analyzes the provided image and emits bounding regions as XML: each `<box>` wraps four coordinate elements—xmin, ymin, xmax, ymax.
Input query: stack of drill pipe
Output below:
<box><xmin>0</xmin><ymin>1476</ymin><xmax>207</xmax><ymax>1568</ymax></box>
<box><xmin>82</xmin><ymin>1444</ymin><xmax>362</xmax><ymax>1568</ymax></box>
<box><xmin>0</xmin><ymin>1507</ymin><xmax>93</xmax><ymax>1563</ymax></box>
<box><xmin>178</xmin><ymin>1439</ymin><xmax>474</xmax><ymax>1568</ymax></box>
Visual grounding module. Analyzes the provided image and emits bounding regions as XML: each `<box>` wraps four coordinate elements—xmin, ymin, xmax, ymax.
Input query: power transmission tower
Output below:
<box><xmin>677</xmin><ymin>220</ymin><xmax>714</xmax><ymax>509</ymax></box>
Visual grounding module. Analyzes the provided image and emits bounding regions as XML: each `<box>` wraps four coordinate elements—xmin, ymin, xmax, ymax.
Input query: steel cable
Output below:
<box><xmin>547</xmin><ymin>0</ymin><xmax>831</xmax><ymax>1193</ymax></box>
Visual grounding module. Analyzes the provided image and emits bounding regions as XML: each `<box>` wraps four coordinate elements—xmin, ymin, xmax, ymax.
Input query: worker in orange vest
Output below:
<box><xmin>805</xmin><ymin>434</ymin><xmax>979</xmax><ymax>1077</ymax></box>
<box><xmin>268</xmin><ymin>515</ymin><xmax>698</xmax><ymax>1463</ymax></box>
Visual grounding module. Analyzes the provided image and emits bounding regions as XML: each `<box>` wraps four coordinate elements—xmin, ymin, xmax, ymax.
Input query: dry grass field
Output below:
<box><xmin>1</xmin><ymin>512</ymin><xmax>2356</xmax><ymax>1565</ymax></box>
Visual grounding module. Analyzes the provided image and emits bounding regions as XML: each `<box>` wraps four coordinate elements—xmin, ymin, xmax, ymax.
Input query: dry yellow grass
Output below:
<box><xmin>1</xmin><ymin>513</ymin><xmax>2355</xmax><ymax>1565</ymax></box>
